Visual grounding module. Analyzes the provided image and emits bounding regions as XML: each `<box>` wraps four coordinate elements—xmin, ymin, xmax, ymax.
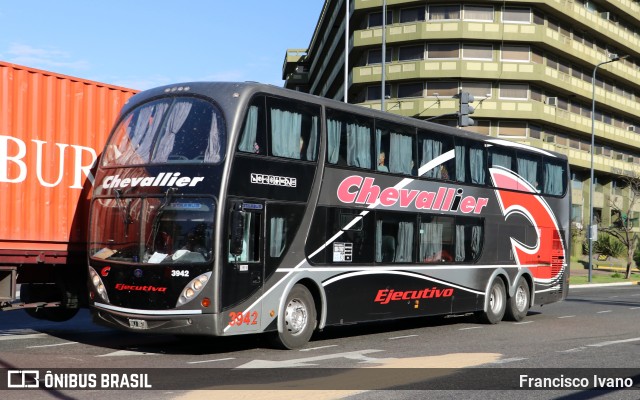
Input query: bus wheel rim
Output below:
<box><xmin>285</xmin><ymin>298</ymin><xmax>307</xmax><ymax>335</ymax></box>
<box><xmin>515</xmin><ymin>286</ymin><xmax>527</xmax><ymax>311</ymax></box>
<box><xmin>490</xmin><ymin>286</ymin><xmax>503</xmax><ymax>313</ymax></box>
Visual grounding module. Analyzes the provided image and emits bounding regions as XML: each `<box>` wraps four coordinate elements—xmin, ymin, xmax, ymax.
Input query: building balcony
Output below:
<box><xmin>352</xmin><ymin>20</ymin><xmax>640</xmax><ymax>86</ymax></box>
<box><xmin>354</xmin><ymin>0</ymin><xmax>640</xmax><ymax>55</ymax></box>
<box><xmin>352</xmin><ymin>59</ymin><xmax>640</xmax><ymax>119</ymax></box>
<box><xmin>356</xmin><ymin>96</ymin><xmax>640</xmax><ymax>177</ymax></box>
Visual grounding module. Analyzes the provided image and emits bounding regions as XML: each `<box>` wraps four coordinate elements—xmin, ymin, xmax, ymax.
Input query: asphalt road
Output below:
<box><xmin>0</xmin><ymin>285</ymin><xmax>639</xmax><ymax>400</ymax></box>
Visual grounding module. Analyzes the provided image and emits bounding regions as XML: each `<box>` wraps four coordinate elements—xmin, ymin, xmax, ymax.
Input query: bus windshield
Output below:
<box><xmin>90</xmin><ymin>197</ymin><xmax>215</xmax><ymax>264</ymax></box>
<box><xmin>102</xmin><ymin>96</ymin><xmax>225</xmax><ymax>166</ymax></box>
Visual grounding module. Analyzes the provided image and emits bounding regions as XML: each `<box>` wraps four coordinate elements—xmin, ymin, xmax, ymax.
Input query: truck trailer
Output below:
<box><xmin>0</xmin><ymin>61</ymin><xmax>137</xmax><ymax>321</ymax></box>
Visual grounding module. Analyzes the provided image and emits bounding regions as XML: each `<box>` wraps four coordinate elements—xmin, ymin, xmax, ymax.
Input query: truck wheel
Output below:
<box><xmin>271</xmin><ymin>284</ymin><xmax>317</xmax><ymax>349</ymax></box>
<box><xmin>504</xmin><ymin>277</ymin><xmax>530</xmax><ymax>322</ymax></box>
<box><xmin>476</xmin><ymin>278</ymin><xmax>506</xmax><ymax>324</ymax></box>
<box><xmin>20</xmin><ymin>284</ymin><xmax>79</xmax><ymax>322</ymax></box>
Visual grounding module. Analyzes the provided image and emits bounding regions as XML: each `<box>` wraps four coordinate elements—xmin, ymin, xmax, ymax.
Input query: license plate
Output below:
<box><xmin>128</xmin><ymin>319</ymin><xmax>148</xmax><ymax>329</ymax></box>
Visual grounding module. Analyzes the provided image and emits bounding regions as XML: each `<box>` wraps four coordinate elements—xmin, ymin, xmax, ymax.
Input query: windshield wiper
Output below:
<box><xmin>147</xmin><ymin>188</ymin><xmax>178</xmax><ymax>251</ymax></box>
<box><xmin>114</xmin><ymin>188</ymin><xmax>132</xmax><ymax>231</ymax></box>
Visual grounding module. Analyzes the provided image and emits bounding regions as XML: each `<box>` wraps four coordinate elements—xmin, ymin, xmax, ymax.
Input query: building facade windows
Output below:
<box><xmin>426</xmin><ymin>81</ymin><xmax>458</xmax><ymax>97</ymax></box>
<box><xmin>283</xmin><ymin>0</ymin><xmax>640</xmax><ymax>223</ymax></box>
<box><xmin>368</xmin><ymin>49</ymin><xmax>392</xmax><ymax>65</ymax></box>
<box><xmin>571</xmin><ymin>204</ymin><xmax>583</xmax><ymax>224</ymax></box>
<box><xmin>400</xmin><ymin>7</ymin><xmax>425</xmax><ymax>23</ymax></box>
<box><xmin>499</xmin><ymin>83</ymin><xmax>529</xmax><ymax>100</ymax></box>
<box><xmin>399</xmin><ymin>44</ymin><xmax>425</xmax><ymax>61</ymax></box>
<box><xmin>427</xmin><ymin>43</ymin><xmax>459</xmax><ymax>59</ymax></box>
<box><xmin>501</xmin><ymin>45</ymin><xmax>530</xmax><ymax>62</ymax></box>
<box><xmin>368</xmin><ymin>11</ymin><xmax>393</xmax><ymax>28</ymax></box>
<box><xmin>497</xmin><ymin>121</ymin><xmax>528</xmax><ymax>137</ymax></box>
<box><xmin>462</xmin><ymin>5</ymin><xmax>494</xmax><ymax>21</ymax></box>
<box><xmin>398</xmin><ymin>82</ymin><xmax>424</xmax><ymax>98</ymax></box>
<box><xmin>367</xmin><ymin>85</ymin><xmax>391</xmax><ymax>101</ymax></box>
<box><xmin>502</xmin><ymin>7</ymin><xmax>531</xmax><ymax>23</ymax></box>
<box><xmin>462</xmin><ymin>44</ymin><xmax>493</xmax><ymax>60</ymax></box>
<box><xmin>428</xmin><ymin>5</ymin><xmax>460</xmax><ymax>20</ymax></box>
<box><xmin>461</xmin><ymin>82</ymin><xmax>492</xmax><ymax>98</ymax></box>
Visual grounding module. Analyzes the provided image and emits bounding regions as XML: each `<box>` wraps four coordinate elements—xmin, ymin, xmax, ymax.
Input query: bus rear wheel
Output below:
<box><xmin>271</xmin><ymin>284</ymin><xmax>317</xmax><ymax>350</ymax></box>
<box><xmin>476</xmin><ymin>278</ymin><xmax>506</xmax><ymax>324</ymax></box>
<box><xmin>504</xmin><ymin>277</ymin><xmax>530</xmax><ymax>322</ymax></box>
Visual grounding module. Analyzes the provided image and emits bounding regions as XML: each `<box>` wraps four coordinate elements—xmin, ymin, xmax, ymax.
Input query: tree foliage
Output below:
<box><xmin>598</xmin><ymin>175</ymin><xmax>640</xmax><ymax>279</ymax></box>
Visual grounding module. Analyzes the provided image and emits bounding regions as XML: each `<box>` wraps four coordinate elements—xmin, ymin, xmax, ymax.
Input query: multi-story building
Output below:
<box><xmin>284</xmin><ymin>0</ymin><xmax>640</xmax><ymax>253</ymax></box>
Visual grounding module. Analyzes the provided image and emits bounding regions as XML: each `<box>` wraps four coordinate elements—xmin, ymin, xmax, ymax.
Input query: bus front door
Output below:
<box><xmin>222</xmin><ymin>200</ymin><xmax>264</xmax><ymax>331</ymax></box>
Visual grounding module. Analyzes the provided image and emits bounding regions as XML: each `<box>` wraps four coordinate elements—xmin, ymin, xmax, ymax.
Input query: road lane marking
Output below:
<box><xmin>557</xmin><ymin>347</ymin><xmax>587</xmax><ymax>353</ymax></box>
<box><xmin>596</xmin><ymin>310</ymin><xmax>612</xmax><ymax>313</ymax></box>
<box><xmin>558</xmin><ymin>315</ymin><xmax>575</xmax><ymax>319</ymax></box>
<box><xmin>388</xmin><ymin>335</ymin><xmax>418</xmax><ymax>340</ymax></box>
<box><xmin>96</xmin><ymin>349</ymin><xmax>159</xmax><ymax>357</ymax></box>
<box><xmin>236</xmin><ymin>349</ymin><xmax>387</xmax><ymax>368</ymax></box>
<box><xmin>27</xmin><ymin>342</ymin><xmax>78</xmax><ymax>348</ymax></box>
<box><xmin>187</xmin><ymin>357</ymin><xmax>235</xmax><ymax>364</ymax></box>
<box><xmin>0</xmin><ymin>333</ymin><xmax>47</xmax><ymax>341</ymax></box>
<box><xmin>513</xmin><ymin>321</ymin><xmax>533</xmax><ymax>325</ymax></box>
<box><xmin>587</xmin><ymin>337</ymin><xmax>640</xmax><ymax>347</ymax></box>
<box><xmin>176</xmin><ymin>353</ymin><xmax>502</xmax><ymax>399</ymax></box>
<box><xmin>459</xmin><ymin>326</ymin><xmax>482</xmax><ymax>331</ymax></box>
<box><xmin>491</xmin><ymin>357</ymin><xmax>527</xmax><ymax>364</ymax></box>
<box><xmin>300</xmin><ymin>345</ymin><xmax>339</xmax><ymax>352</ymax></box>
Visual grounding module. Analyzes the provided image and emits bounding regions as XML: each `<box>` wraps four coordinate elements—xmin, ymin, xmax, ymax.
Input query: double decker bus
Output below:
<box><xmin>88</xmin><ymin>82</ymin><xmax>569</xmax><ymax>349</ymax></box>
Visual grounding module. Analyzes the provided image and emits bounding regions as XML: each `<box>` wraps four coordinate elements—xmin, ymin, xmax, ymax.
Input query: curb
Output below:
<box><xmin>570</xmin><ymin>281</ymin><xmax>640</xmax><ymax>289</ymax></box>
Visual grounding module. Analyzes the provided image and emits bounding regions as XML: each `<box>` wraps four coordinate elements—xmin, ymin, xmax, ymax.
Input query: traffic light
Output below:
<box><xmin>458</xmin><ymin>91</ymin><xmax>475</xmax><ymax>127</ymax></box>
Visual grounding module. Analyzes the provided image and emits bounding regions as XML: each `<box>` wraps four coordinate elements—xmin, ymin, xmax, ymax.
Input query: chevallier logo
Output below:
<box><xmin>337</xmin><ymin>176</ymin><xmax>489</xmax><ymax>214</ymax></box>
<box><xmin>374</xmin><ymin>287</ymin><xmax>454</xmax><ymax>304</ymax></box>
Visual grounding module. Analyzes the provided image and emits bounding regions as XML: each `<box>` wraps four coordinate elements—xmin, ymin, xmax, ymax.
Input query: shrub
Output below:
<box><xmin>587</xmin><ymin>233</ymin><xmax>625</xmax><ymax>258</ymax></box>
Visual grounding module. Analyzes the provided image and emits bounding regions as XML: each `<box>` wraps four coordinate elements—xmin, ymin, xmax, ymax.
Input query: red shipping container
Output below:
<box><xmin>0</xmin><ymin>61</ymin><xmax>138</xmax><ymax>315</ymax></box>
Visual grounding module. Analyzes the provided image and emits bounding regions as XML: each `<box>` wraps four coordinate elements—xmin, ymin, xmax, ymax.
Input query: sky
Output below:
<box><xmin>0</xmin><ymin>1</ymin><xmax>325</xmax><ymax>90</ymax></box>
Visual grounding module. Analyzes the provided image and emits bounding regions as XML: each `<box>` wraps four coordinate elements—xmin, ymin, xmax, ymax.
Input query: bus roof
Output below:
<box><xmin>121</xmin><ymin>81</ymin><xmax>568</xmax><ymax>162</ymax></box>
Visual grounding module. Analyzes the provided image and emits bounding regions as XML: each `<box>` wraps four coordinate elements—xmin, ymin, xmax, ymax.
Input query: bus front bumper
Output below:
<box><xmin>90</xmin><ymin>303</ymin><xmax>220</xmax><ymax>336</ymax></box>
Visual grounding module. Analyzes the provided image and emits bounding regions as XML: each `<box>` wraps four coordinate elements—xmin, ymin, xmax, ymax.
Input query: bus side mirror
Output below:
<box><xmin>229</xmin><ymin>201</ymin><xmax>245</xmax><ymax>256</ymax></box>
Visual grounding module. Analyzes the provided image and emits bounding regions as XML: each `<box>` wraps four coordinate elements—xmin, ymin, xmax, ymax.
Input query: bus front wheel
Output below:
<box><xmin>271</xmin><ymin>284</ymin><xmax>317</xmax><ymax>350</ymax></box>
<box><xmin>504</xmin><ymin>277</ymin><xmax>530</xmax><ymax>322</ymax></box>
<box><xmin>476</xmin><ymin>278</ymin><xmax>506</xmax><ymax>324</ymax></box>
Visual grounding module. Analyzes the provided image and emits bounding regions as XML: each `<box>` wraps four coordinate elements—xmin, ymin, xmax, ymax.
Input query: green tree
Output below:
<box><xmin>599</xmin><ymin>176</ymin><xmax>640</xmax><ymax>279</ymax></box>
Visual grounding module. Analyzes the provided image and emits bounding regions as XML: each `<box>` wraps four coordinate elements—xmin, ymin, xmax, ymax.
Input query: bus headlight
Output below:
<box><xmin>89</xmin><ymin>267</ymin><xmax>110</xmax><ymax>303</ymax></box>
<box><xmin>177</xmin><ymin>272</ymin><xmax>211</xmax><ymax>307</ymax></box>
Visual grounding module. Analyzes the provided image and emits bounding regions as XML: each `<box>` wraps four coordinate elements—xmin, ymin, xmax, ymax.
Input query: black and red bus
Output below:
<box><xmin>87</xmin><ymin>82</ymin><xmax>569</xmax><ymax>349</ymax></box>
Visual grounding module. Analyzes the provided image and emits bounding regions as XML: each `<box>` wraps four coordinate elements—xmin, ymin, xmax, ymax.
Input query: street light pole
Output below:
<box><xmin>344</xmin><ymin>0</ymin><xmax>349</xmax><ymax>103</ymax></box>
<box><xmin>381</xmin><ymin>0</ymin><xmax>386</xmax><ymax>111</ymax></box>
<box><xmin>588</xmin><ymin>53</ymin><xmax>626</xmax><ymax>282</ymax></box>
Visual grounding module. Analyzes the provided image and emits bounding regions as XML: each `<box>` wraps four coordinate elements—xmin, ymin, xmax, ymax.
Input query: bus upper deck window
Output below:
<box><xmin>152</xmin><ymin>98</ymin><xmax>224</xmax><ymax>164</ymax></box>
<box><xmin>103</xmin><ymin>97</ymin><xmax>225</xmax><ymax>166</ymax></box>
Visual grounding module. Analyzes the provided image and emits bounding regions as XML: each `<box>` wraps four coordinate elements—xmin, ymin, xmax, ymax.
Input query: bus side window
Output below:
<box><xmin>454</xmin><ymin>217</ymin><xmax>483</xmax><ymax>262</ymax></box>
<box><xmin>238</xmin><ymin>97</ymin><xmax>266</xmax><ymax>155</ymax></box>
<box><xmin>453</xmin><ymin>139</ymin><xmax>487</xmax><ymax>185</ymax></box>
<box><xmin>417</xmin><ymin>130</ymin><xmax>454</xmax><ymax>180</ymax></box>
<box><xmin>420</xmin><ymin>215</ymin><xmax>454</xmax><ymax>263</ymax></box>
<box><xmin>375</xmin><ymin>212</ymin><xmax>415</xmax><ymax>263</ymax></box>
<box><xmin>516</xmin><ymin>151</ymin><xmax>543</xmax><ymax>192</ymax></box>
<box><xmin>326</xmin><ymin>108</ymin><xmax>374</xmax><ymax>169</ymax></box>
<box><xmin>542</xmin><ymin>158</ymin><xmax>566</xmax><ymax>195</ymax></box>
<box><xmin>489</xmin><ymin>146</ymin><xmax>515</xmax><ymax>172</ymax></box>
<box><xmin>267</xmin><ymin>97</ymin><xmax>320</xmax><ymax>161</ymax></box>
<box><xmin>265</xmin><ymin>203</ymin><xmax>305</xmax><ymax>278</ymax></box>
<box><xmin>375</xmin><ymin>121</ymin><xmax>416</xmax><ymax>176</ymax></box>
